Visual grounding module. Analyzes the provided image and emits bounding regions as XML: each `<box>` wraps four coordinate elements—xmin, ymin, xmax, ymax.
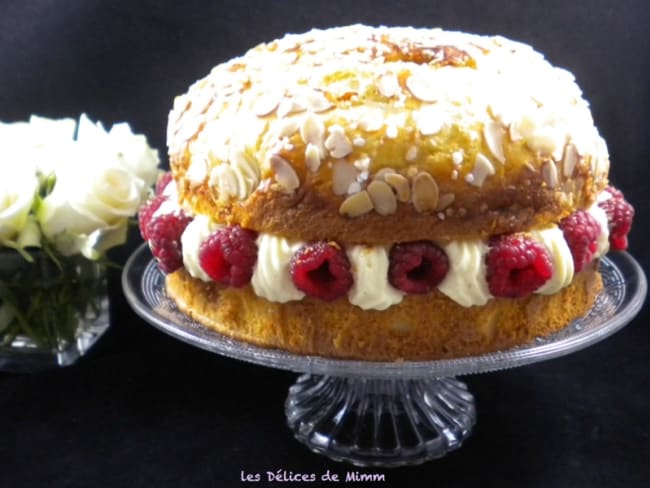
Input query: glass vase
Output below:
<box><xmin>0</xmin><ymin>248</ymin><xmax>110</xmax><ymax>372</ymax></box>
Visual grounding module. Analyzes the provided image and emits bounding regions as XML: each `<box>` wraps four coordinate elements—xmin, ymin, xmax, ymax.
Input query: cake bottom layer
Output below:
<box><xmin>164</xmin><ymin>264</ymin><xmax>602</xmax><ymax>361</ymax></box>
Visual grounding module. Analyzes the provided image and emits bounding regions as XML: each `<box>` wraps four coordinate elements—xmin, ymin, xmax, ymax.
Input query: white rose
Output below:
<box><xmin>38</xmin><ymin>150</ymin><xmax>146</xmax><ymax>257</ymax></box>
<box><xmin>28</xmin><ymin>115</ymin><xmax>77</xmax><ymax>175</ymax></box>
<box><xmin>76</xmin><ymin>114</ymin><xmax>160</xmax><ymax>188</ymax></box>
<box><xmin>1</xmin><ymin>116</ymin><xmax>77</xmax><ymax>177</ymax></box>
<box><xmin>0</xmin><ymin>168</ymin><xmax>39</xmax><ymax>243</ymax></box>
<box><xmin>108</xmin><ymin>123</ymin><xmax>160</xmax><ymax>187</ymax></box>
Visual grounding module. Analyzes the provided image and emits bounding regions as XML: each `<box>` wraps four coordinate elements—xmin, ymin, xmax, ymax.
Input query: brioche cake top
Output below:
<box><xmin>166</xmin><ymin>25</ymin><xmax>609</xmax><ymax>241</ymax></box>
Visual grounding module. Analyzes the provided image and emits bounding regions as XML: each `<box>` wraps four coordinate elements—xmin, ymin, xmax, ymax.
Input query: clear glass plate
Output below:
<box><xmin>122</xmin><ymin>244</ymin><xmax>646</xmax><ymax>467</ymax></box>
<box><xmin>122</xmin><ymin>243</ymin><xmax>646</xmax><ymax>379</ymax></box>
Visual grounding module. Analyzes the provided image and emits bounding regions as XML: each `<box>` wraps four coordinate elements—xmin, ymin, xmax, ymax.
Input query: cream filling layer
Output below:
<box><xmin>180</xmin><ymin>223</ymin><xmax>601</xmax><ymax>310</ymax></box>
<box><xmin>437</xmin><ymin>240</ymin><xmax>491</xmax><ymax>307</ymax></box>
<box><xmin>251</xmin><ymin>233</ymin><xmax>305</xmax><ymax>302</ymax></box>
<box><xmin>346</xmin><ymin>245</ymin><xmax>405</xmax><ymax>310</ymax></box>
<box><xmin>174</xmin><ymin>187</ymin><xmax>609</xmax><ymax>310</ymax></box>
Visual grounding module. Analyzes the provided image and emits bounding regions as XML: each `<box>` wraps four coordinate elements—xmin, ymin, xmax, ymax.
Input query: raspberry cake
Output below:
<box><xmin>139</xmin><ymin>25</ymin><xmax>634</xmax><ymax>360</ymax></box>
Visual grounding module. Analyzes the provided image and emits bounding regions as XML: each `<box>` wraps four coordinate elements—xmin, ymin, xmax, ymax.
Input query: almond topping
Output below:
<box><xmin>412</xmin><ymin>172</ymin><xmax>439</xmax><ymax>212</ymax></box>
<box><xmin>302</xmin><ymin>89</ymin><xmax>333</xmax><ymax>113</ymax></box>
<box><xmin>384</xmin><ymin>173</ymin><xmax>410</xmax><ymax>202</ymax></box>
<box><xmin>339</xmin><ymin>191</ymin><xmax>374</xmax><ymax>217</ymax></box>
<box><xmin>373</xmin><ymin>167</ymin><xmax>397</xmax><ymax>181</ymax></box>
<box><xmin>405</xmin><ymin>73</ymin><xmax>438</xmax><ymax>102</ymax></box>
<box><xmin>377</xmin><ymin>73</ymin><xmax>400</xmax><ymax>98</ymax></box>
<box><xmin>405</xmin><ymin>146</ymin><xmax>417</xmax><ymax>161</ymax></box>
<box><xmin>253</xmin><ymin>89</ymin><xmax>284</xmax><ymax>117</ymax></box>
<box><xmin>367</xmin><ymin>180</ymin><xmax>397</xmax><ymax>215</ymax></box>
<box><xmin>304</xmin><ymin>143</ymin><xmax>321</xmax><ymax>172</ymax></box>
<box><xmin>562</xmin><ymin>142</ymin><xmax>579</xmax><ymax>177</ymax></box>
<box><xmin>541</xmin><ymin>160</ymin><xmax>558</xmax><ymax>188</ymax></box>
<box><xmin>332</xmin><ymin>161</ymin><xmax>359</xmax><ymax>195</ymax></box>
<box><xmin>415</xmin><ymin>105</ymin><xmax>444</xmax><ymax>135</ymax></box>
<box><xmin>299</xmin><ymin>113</ymin><xmax>325</xmax><ymax>152</ymax></box>
<box><xmin>277</xmin><ymin>118</ymin><xmax>300</xmax><ymax>138</ymax></box>
<box><xmin>483</xmin><ymin>121</ymin><xmax>506</xmax><ymax>163</ymax></box>
<box><xmin>358</xmin><ymin>108</ymin><xmax>384</xmax><ymax>132</ymax></box>
<box><xmin>325</xmin><ymin>124</ymin><xmax>353</xmax><ymax>158</ymax></box>
<box><xmin>269</xmin><ymin>154</ymin><xmax>299</xmax><ymax>192</ymax></box>
<box><xmin>277</xmin><ymin>97</ymin><xmax>305</xmax><ymax>118</ymax></box>
<box><xmin>436</xmin><ymin>192</ymin><xmax>455</xmax><ymax>210</ymax></box>
<box><xmin>347</xmin><ymin>181</ymin><xmax>362</xmax><ymax>194</ymax></box>
<box><xmin>508</xmin><ymin>123</ymin><xmax>523</xmax><ymax>142</ymax></box>
<box><xmin>467</xmin><ymin>153</ymin><xmax>495</xmax><ymax>187</ymax></box>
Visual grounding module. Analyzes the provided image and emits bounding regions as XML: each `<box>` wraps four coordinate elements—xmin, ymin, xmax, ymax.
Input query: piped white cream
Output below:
<box><xmin>251</xmin><ymin>234</ymin><xmax>305</xmax><ymax>302</ymax></box>
<box><xmin>346</xmin><ymin>245</ymin><xmax>404</xmax><ymax>310</ymax></box>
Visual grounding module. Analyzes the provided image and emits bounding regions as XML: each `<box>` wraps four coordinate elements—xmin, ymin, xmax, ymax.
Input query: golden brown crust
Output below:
<box><xmin>168</xmin><ymin>25</ymin><xmax>610</xmax><ymax>243</ymax></box>
<box><xmin>165</xmin><ymin>263</ymin><xmax>602</xmax><ymax>361</ymax></box>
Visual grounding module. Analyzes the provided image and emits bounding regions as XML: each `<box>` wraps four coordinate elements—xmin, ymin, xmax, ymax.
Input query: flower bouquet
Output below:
<box><xmin>0</xmin><ymin>114</ymin><xmax>159</xmax><ymax>370</ymax></box>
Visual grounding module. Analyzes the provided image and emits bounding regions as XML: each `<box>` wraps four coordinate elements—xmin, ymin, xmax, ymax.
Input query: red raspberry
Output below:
<box><xmin>559</xmin><ymin>210</ymin><xmax>601</xmax><ymax>272</ymax></box>
<box><xmin>598</xmin><ymin>189</ymin><xmax>634</xmax><ymax>251</ymax></box>
<box><xmin>486</xmin><ymin>234</ymin><xmax>553</xmax><ymax>298</ymax></box>
<box><xmin>147</xmin><ymin>211</ymin><xmax>192</xmax><ymax>273</ymax></box>
<box><xmin>138</xmin><ymin>194</ymin><xmax>166</xmax><ymax>241</ymax></box>
<box><xmin>290</xmin><ymin>242</ymin><xmax>353</xmax><ymax>301</ymax></box>
<box><xmin>199</xmin><ymin>225</ymin><xmax>258</xmax><ymax>287</ymax></box>
<box><xmin>388</xmin><ymin>241</ymin><xmax>449</xmax><ymax>294</ymax></box>
<box><xmin>155</xmin><ymin>172</ymin><xmax>173</xmax><ymax>196</ymax></box>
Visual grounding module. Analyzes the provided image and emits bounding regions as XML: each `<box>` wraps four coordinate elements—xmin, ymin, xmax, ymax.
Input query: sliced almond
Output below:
<box><xmin>384</xmin><ymin>173</ymin><xmax>410</xmax><ymax>202</ymax></box>
<box><xmin>325</xmin><ymin>125</ymin><xmax>353</xmax><ymax>158</ymax></box>
<box><xmin>304</xmin><ymin>143</ymin><xmax>321</xmax><ymax>172</ymax></box>
<box><xmin>436</xmin><ymin>192</ymin><xmax>455</xmax><ymax>210</ymax></box>
<box><xmin>332</xmin><ymin>161</ymin><xmax>359</xmax><ymax>195</ymax></box>
<box><xmin>412</xmin><ymin>172</ymin><xmax>439</xmax><ymax>212</ymax></box>
<box><xmin>373</xmin><ymin>167</ymin><xmax>396</xmax><ymax>181</ymax></box>
<box><xmin>405</xmin><ymin>73</ymin><xmax>438</xmax><ymax>102</ymax></box>
<box><xmin>405</xmin><ymin>146</ymin><xmax>418</xmax><ymax>161</ymax></box>
<box><xmin>483</xmin><ymin>121</ymin><xmax>505</xmax><ymax>163</ymax></box>
<box><xmin>367</xmin><ymin>180</ymin><xmax>397</xmax><ymax>215</ymax></box>
<box><xmin>415</xmin><ymin>105</ymin><xmax>444</xmax><ymax>136</ymax></box>
<box><xmin>253</xmin><ymin>89</ymin><xmax>284</xmax><ymax>117</ymax></box>
<box><xmin>467</xmin><ymin>153</ymin><xmax>495</xmax><ymax>187</ymax></box>
<box><xmin>508</xmin><ymin>123</ymin><xmax>523</xmax><ymax>142</ymax></box>
<box><xmin>541</xmin><ymin>160</ymin><xmax>558</xmax><ymax>188</ymax></box>
<box><xmin>277</xmin><ymin>97</ymin><xmax>305</xmax><ymax>118</ymax></box>
<box><xmin>269</xmin><ymin>154</ymin><xmax>299</xmax><ymax>192</ymax></box>
<box><xmin>347</xmin><ymin>181</ymin><xmax>362</xmax><ymax>194</ymax></box>
<box><xmin>302</xmin><ymin>89</ymin><xmax>333</xmax><ymax>112</ymax></box>
<box><xmin>377</xmin><ymin>73</ymin><xmax>400</xmax><ymax>98</ymax></box>
<box><xmin>339</xmin><ymin>191</ymin><xmax>373</xmax><ymax>217</ymax></box>
<box><xmin>299</xmin><ymin>113</ymin><xmax>325</xmax><ymax>150</ymax></box>
<box><xmin>276</xmin><ymin>118</ymin><xmax>301</xmax><ymax>138</ymax></box>
<box><xmin>562</xmin><ymin>142</ymin><xmax>579</xmax><ymax>177</ymax></box>
<box><xmin>358</xmin><ymin>107</ymin><xmax>384</xmax><ymax>132</ymax></box>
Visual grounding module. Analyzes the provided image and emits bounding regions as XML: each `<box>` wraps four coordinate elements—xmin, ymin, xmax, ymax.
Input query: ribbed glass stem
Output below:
<box><xmin>286</xmin><ymin>375</ymin><xmax>476</xmax><ymax>467</ymax></box>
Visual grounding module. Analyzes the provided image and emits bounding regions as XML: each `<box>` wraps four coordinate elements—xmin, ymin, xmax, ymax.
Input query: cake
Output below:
<box><xmin>139</xmin><ymin>25</ymin><xmax>634</xmax><ymax>360</ymax></box>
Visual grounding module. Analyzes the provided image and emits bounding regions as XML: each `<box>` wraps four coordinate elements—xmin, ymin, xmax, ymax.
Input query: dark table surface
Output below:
<box><xmin>1</xmin><ymin>1</ymin><xmax>648</xmax><ymax>487</ymax></box>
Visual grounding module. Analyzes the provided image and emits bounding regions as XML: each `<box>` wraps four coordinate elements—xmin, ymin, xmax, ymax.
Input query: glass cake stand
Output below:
<box><xmin>122</xmin><ymin>243</ymin><xmax>646</xmax><ymax>467</ymax></box>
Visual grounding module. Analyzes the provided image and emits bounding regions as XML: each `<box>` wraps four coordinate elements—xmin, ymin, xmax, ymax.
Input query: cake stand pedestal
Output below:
<box><xmin>286</xmin><ymin>375</ymin><xmax>475</xmax><ymax>466</ymax></box>
<box><xmin>123</xmin><ymin>244</ymin><xmax>646</xmax><ymax>467</ymax></box>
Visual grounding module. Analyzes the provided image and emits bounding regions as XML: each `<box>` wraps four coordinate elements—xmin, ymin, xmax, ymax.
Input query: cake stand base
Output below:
<box><xmin>285</xmin><ymin>374</ymin><xmax>476</xmax><ymax>467</ymax></box>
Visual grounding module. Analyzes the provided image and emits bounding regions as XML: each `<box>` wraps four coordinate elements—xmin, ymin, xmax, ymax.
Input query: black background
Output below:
<box><xmin>1</xmin><ymin>1</ymin><xmax>649</xmax><ymax>486</ymax></box>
